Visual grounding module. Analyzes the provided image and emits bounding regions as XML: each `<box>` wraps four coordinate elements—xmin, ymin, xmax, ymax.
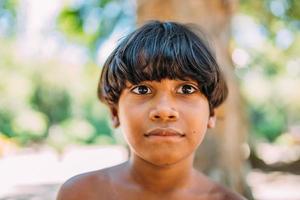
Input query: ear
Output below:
<box><xmin>109</xmin><ymin>105</ymin><xmax>120</xmax><ymax>128</ymax></box>
<box><xmin>207</xmin><ymin>114</ymin><xmax>216</xmax><ymax>129</ymax></box>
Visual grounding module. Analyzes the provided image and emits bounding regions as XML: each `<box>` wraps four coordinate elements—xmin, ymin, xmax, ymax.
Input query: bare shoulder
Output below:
<box><xmin>56</xmin><ymin>168</ymin><xmax>112</xmax><ymax>200</ymax></box>
<box><xmin>209</xmin><ymin>183</ymin><xmax>247</xmax><ymax>200</ymax></box>
<box><xmin>193</xmin><ymin>172</ymin><xmax>247</xmax><ymax>200</ymax></box>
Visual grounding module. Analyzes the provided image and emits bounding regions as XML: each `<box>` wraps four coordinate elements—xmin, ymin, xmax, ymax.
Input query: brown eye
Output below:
<box><xmin>131</xmin><ymin>85</ymin><xmax>151</xmax><ymax>95</ymax></box>
<box><xmin>177</xmin><ymin>84</ymin><xmax>197</xmax><ymax>94</ymax></box>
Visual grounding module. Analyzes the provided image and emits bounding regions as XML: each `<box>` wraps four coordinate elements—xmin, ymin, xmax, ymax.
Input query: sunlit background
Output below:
<box><xmin>0</xmin><ymin>0</ymin><xmax>299</xmax><ymax>199</ymax></box>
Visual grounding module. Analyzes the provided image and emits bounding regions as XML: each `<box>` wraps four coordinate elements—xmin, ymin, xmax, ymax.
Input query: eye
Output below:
<box><xmin>177</xmin><ymin>84</ymin><xmax>198</xmax><ymax>94</ymax></box>
<box><xmin>131</xmin><ymin>85</ymin><xmax>152</xmax><ymax>95</ymax></box>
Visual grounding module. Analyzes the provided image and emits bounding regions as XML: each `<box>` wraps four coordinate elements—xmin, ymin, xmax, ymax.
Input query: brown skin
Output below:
<box><xmin>57</xmin><ymin>79</ymin><xmax>246</xmax><ymax>200</ymax></box>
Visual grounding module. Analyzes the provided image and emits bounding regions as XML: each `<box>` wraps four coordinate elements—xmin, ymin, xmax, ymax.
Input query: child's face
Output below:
<box><xmin>112</xmin><ymin>78</ymin><xmax>215</xmax><ymax>166</ymax></box>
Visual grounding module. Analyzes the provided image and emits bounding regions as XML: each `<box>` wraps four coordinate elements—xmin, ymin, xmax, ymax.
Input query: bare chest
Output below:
<box><xmin>100</xmin><ymin>186</ymin><xmax>225</xmax><ymax>200</ymax></box>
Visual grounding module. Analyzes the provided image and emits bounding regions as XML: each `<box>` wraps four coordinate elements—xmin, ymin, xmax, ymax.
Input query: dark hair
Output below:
<box><xmin>98</xmin><ymin>20</ymin><xmax>228</xmax><ymax>115</ymax></box>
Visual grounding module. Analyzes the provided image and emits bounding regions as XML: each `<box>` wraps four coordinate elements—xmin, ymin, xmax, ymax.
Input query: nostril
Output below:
<box><xmin>149</xmin><ymin>110</ymin><xmax>179</xmax><ymax>121</ymax></box>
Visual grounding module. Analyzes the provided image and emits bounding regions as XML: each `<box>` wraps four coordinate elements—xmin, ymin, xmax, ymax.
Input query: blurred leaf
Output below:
<box><xmin>57</xmin><ymin>0</ymin><xmax>125</xmax><ymax>56</ymax></box>
<box><xmin>249</xmin><ymin>103</ymin><xmax>287</xmax><ymax>142</ymax></box>
<box><xmin>30</xmin><ymin>84</ymin><xmax>72</xmax><ymax>124</ymax></box>
<box><xmin>61</xmin><ymin>118</ymin><xmax>95</xmax><ymax>142</ymax></box>
<box><xmin>0</xmin><ymin>0</ymin><xmax>18</xmax><ymax>36</ymax></box>
<box><xmin>57</xmin><ymin>8</ymin><xmax>85</xmax><ymax>42</ymax></box>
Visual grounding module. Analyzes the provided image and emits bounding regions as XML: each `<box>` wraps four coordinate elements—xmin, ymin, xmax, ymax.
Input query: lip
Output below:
<box><xmin>144</xmin><ymin>128</ymin><xmax>185</xmax><ymax>137</ymax></box>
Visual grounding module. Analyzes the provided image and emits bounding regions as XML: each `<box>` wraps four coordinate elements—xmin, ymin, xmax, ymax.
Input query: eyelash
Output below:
<box><xmin>130</xmin><ymin>84</ymin><xmax>199</xmax><ymax>95</ymax></box>
<box><xmin>178</xmin><ymin>84</ymin><xmax>198</xmax><ymax>94</ymax></box>
<box><xmin>131</xmin><ymin>85</ymin><xmax>152</xmax><ymax>95</ymax></box>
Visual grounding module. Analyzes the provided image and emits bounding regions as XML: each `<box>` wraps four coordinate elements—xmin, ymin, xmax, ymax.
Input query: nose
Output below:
<box><xmin>149</xmin><ymin>96</ymin><xmax>179</xmax><ymax>122</ymax></box>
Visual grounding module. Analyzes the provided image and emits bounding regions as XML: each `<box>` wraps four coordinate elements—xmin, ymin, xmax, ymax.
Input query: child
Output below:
<box><xmin>57</xmin><ymin>21</ymin><xmax>246</xmax><ymax>200</ymax></box>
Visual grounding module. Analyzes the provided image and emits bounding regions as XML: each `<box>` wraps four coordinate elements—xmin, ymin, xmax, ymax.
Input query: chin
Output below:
<box><xmin>143</xmin><ymin>151</ymin><xmax>190</xmax><ymax>167</ymax></box>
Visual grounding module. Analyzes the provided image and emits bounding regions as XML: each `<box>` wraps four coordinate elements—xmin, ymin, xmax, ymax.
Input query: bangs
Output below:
<box><xmin>115</xmin><ymin>22</ymin><xmax>218</xmax><ymax>87</ymax></box>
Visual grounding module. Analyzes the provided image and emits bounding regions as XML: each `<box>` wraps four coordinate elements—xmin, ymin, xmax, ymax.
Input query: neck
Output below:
<box><xmin>127</xmin><ymin>153</ymin><xmax>196</xmax><ymax>193</ymax></box>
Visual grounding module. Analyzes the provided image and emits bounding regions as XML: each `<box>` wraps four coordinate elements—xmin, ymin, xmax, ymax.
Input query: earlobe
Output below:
<box><xmin>109</xmin><ymin>105</ymin><xmax>120</xmax><ymax>128</ymax></box>
<box><xmin>112</xmin><ymin>116</ymin><xmax>120</xmax><ymax>128</ymax></box>
<box><xmin>207</xmin><ymin>115</ymin><xmax>216</xmax><ymax>128</ymax></box>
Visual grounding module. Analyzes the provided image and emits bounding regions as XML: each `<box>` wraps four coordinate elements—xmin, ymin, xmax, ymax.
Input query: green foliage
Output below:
<box><xmin>248</xmin><ymin>103</ymin><xmax>286</xmax><ymax>142</ymax></box>
<box><xmin>0</xmin><ymin>0</ymin><xmax>18</xmax><ymax>36</ymax></box>
<box><xmin>11</xmin><ymin>109</ymin><xmax>48</xmax><ymax>145</ymax></box>
<box><xmin>0</xmin><ymin>39</ymin><xmax>115</xmax><ymax>148</ymax></box>
<box><xmin>0</xmin><ymin>110</ymin><xmax>14</xmax><ymax>137</ymax></box>
<box><xmin>0</xmin><ymin>0</ymin><xmax>133</xmax><ymax>148</ymax></box>
<box><xmin>58</xmin><ymin>9</ymin><xmax>85</xmax><ymax>39</ymax></box>
<box><xmin>236</xmin><ymin>0</ymin><xmax>300</xmax><ymax>142</ymax></box>
<box><xmin>57</xmin><ymin>0</ymin><xmax>125</xmax><ymax>55</ymax></box>
<box><xmin>30</xmin><ymin>84</ymin><xmax>72</xmax><ymax>124</ymax></box>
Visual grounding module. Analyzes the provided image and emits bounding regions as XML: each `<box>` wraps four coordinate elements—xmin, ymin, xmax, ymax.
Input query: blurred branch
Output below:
<box><xmin>250</xmin><ymin>149</ymin><xmax>300</xmax><ymax>175</ymax></box>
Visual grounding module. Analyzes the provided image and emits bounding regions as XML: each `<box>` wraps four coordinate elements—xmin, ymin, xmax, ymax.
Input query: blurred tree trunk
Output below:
<box><xmin>136</xmin><ymin>0</ymin><xmax>252</xmax><ymax>198</ymax></box>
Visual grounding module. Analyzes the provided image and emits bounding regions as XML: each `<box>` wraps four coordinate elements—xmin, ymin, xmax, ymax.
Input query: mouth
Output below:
<box><xmin>144</xmin><ymin>128</ymin><xmax>185</xmax><ymax>138</ymax></box>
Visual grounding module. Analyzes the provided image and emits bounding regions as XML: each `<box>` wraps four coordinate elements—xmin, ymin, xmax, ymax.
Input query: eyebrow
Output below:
<box><xmin>179</xmin><ymin>80</ymin><xmax>198</xmax><ymax>84</ymax></box>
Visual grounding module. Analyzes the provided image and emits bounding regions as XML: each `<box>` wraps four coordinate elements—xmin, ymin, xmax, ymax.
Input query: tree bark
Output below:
<box><xmin>136</xmin><ymin>0</ymin><xmax>252</xmax><ymax>198</ymax></box>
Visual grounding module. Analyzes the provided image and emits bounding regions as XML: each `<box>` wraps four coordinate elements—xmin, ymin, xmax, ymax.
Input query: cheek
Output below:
<box><xmin>189</xmin><ymin>121</ymin><xmax>208</xmax><ymax>146</ymax></box>
<box><xmin>119</xmin><ymin>101</ymin><xmax>146</xmax><ymax>126</ymax></box>
<box><xmin>118</xmin><ymin>102</ymin><xmax>147</xmax><ymax>143</ymax></box>
<box><xmin>186</xmin><ymin>116</ymin><xmax>208</xmax><ymax>145</ymax></box>
<box><xmin>180</xmin><ymin>102</ymin><xmax>210</xmax><ymax>145</ymax></box>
